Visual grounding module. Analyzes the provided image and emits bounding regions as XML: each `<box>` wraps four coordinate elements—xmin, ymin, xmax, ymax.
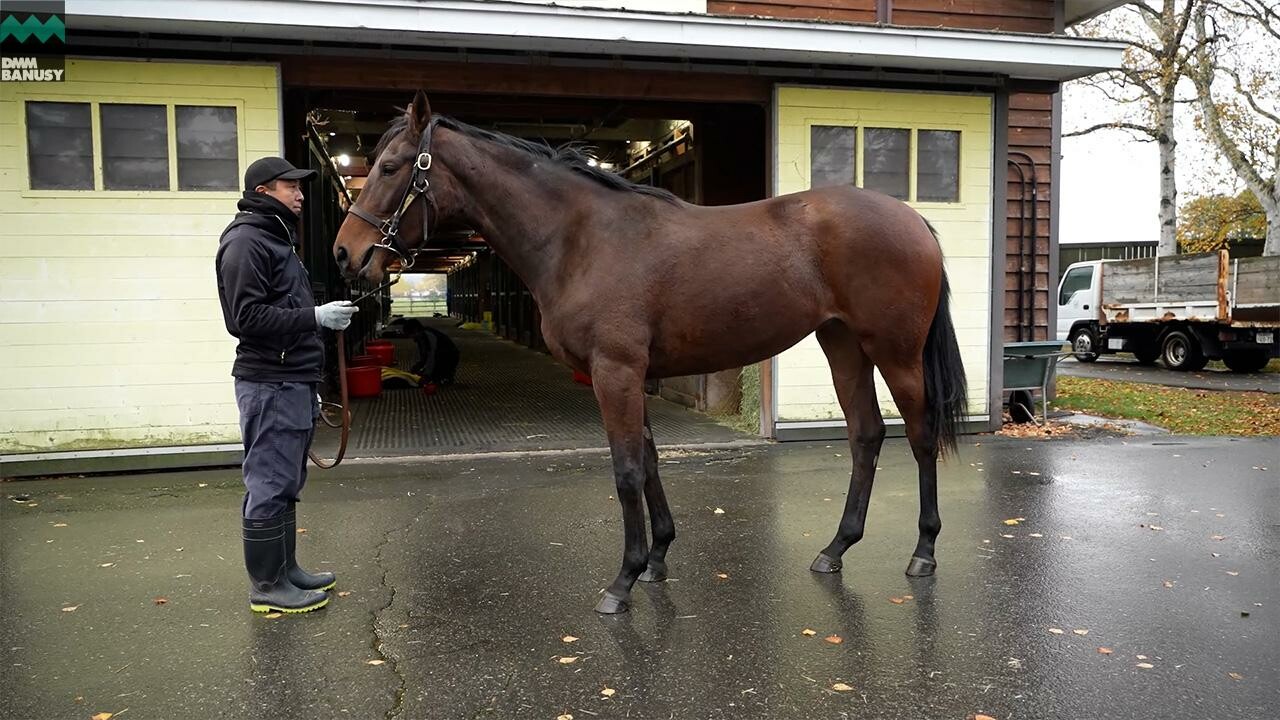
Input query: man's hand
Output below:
<box><xmin>315</xmin><ymin>301</ymin><xmax>358</xmax><ymax>330</ymax></box>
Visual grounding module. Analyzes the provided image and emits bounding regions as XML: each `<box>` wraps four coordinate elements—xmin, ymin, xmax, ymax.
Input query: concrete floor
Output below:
<box><xmin>2</xmin><ymin>437</ymin><xmax>1276</xmax><ymax>719</ymax></box>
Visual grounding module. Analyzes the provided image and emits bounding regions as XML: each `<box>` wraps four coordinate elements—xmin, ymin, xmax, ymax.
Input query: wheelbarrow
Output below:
<box><xmin>1003</xmin><ymin>341</ymin><xmax>1068</xmax><ymax>424</ymax></box>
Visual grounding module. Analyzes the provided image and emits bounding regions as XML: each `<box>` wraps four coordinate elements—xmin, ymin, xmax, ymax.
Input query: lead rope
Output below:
<box><xmin>308</xmin><ymin>328</ymin><xmax>351</xmax><ymax>469</ymax></box>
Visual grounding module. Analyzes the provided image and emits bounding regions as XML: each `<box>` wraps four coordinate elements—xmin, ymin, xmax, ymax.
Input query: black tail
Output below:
<box><xmin>922</xmin><ymin>222</ymin><xmax>968</xmax><ymax>456</ymax></box>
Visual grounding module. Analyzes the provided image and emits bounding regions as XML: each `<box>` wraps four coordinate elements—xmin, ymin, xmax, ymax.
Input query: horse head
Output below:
<box><xmin>333</xmin><ymin>90</ymin><xmax>462</xmax><ymax>284</ymax></box>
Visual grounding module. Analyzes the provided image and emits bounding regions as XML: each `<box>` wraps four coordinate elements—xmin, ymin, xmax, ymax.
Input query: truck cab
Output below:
<box><xmin>1056</xmin><ymin>261</ymin><xmax>1102</xmax><ymax>354</ymax></box>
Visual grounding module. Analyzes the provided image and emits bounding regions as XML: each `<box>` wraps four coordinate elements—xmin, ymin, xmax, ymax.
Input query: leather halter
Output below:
<box><xmin>346</xmin><ymin>116</ymin><xmax>441</xmax><ymax>273</ymax></box>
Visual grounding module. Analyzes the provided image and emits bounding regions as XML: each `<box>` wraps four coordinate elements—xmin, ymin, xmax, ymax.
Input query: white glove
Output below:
<box><xmin>315</xmin><ymin>301</ymin><xmax>358</xmax><ymax>330</ymax></box>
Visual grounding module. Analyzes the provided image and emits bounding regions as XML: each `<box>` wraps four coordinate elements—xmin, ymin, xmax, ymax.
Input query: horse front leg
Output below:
<box><xmin>590</xmin><ymin>358</ymin><xmax>650</xmax><ymax>614</ymax></box>
<box><xmin>637</xmin><ymin>410</ymin><xmax>675</xmax><ymax>582</ymax></box>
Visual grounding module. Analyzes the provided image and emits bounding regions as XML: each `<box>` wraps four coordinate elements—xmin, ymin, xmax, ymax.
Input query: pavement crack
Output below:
<box><xmin>371</xmin><ymin>505</ymin><xmax>430</xmax><ymax>720</ymax></box>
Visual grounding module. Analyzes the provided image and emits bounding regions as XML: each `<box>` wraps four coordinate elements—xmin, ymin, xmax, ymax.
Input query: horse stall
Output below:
<box><xmin>0</xmin><ymin>1</ymin><xmax>1121</xmax><ymax>475</ymax></box>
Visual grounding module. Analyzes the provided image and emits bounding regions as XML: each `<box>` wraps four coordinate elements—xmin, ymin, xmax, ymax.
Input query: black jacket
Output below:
<box><xmin>215</xmin><ymin>193</ymin><xmax>323</xmax><ymax>382</ymax></box>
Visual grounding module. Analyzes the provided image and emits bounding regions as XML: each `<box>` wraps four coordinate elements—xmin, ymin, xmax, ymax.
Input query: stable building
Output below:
<box><xmin>0</xmin><ymin>0</ymin><xmax>1125</xmax><ymax>475</ymax></box>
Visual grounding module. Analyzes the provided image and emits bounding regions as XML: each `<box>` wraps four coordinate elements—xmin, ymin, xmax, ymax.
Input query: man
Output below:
<box><xmin>215</xmin><ymin>157</ymin><xmax>358</xmax><ymax>614</ymax></box>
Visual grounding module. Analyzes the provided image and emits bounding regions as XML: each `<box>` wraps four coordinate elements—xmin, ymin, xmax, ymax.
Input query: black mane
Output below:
<box><xmin>373</xmin><ymin>112</ymin><xmax>678</xmax><ymax>204</ymax></box>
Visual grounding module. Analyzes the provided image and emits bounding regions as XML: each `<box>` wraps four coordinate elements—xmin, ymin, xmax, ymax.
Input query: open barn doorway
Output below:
<box><xmin>291</xmin><ymin>89</ymin><xmax>767</xmax><ymax>456</ymax></box>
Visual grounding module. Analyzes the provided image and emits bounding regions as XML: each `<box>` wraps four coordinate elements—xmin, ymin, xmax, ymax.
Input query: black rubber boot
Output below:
<box><xmin>243</xmin><ymin>514</ymin><xmax>329</xmax><ymax>614</ymax></box>
<box><xmin>283</xmin><ymin>506</ymin><xmax>336</xmax><ymax>591</ymax></box>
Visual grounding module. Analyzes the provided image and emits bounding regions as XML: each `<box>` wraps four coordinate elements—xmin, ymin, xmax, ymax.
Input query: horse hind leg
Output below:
<box><xmin>877</xmin><ymin>360</ymin><xmax>941</xmax><ymax>577</ymax></box>
<box><xmin>810</xmin><ymin>321</ymin><xmax>885</xmax><ymax>574</ymax></box>
<box><xmin>637</xmin><ymin>410</ymin><xmax>676</xmax><ymax>583</ymax></box>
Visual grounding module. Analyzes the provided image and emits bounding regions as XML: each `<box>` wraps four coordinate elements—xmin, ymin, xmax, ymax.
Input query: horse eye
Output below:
<box><xmin>381</xmin><ymin>163</ymin><xmax>398</xmax><ymax>174</ymax></box>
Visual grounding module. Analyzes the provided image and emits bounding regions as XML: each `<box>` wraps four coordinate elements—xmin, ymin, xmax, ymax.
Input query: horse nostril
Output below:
<box><xmin>335</xmin><ymin>245</ymin><xmax>348</xmax><ymax>265</ymax></box>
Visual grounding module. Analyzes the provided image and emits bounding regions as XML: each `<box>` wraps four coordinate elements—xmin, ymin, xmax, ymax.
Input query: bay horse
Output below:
<box><xmin>333</xmin><ymin>91</ymin><xmax>968</xmax><ymax>614</ymax></box>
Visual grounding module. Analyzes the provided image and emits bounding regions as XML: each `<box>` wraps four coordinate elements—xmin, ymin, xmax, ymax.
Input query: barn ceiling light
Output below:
<box><xmin>338</xmin><ymin>153</ymin><xmax>350</xmax><ymax>166</ymax></box>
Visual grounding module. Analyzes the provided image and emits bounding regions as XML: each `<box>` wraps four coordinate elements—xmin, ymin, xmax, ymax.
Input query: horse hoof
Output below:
<box><xmin>594</xmin><ymin>592</ymin><xmax>631</xmax><ymax>614</ymax></box>
<box><xmin>809</xmin><ymin>553</ymin><xmax>842</xmax><ymax>573</ymax></box>
<box><xmin>638</xmin><ymin>563</ymin><xmax>667</xmax><ymax>583</ymax></box>
<box><xmin>905</xmin><ymin>556</ymin><xmax>937</xmax><ymax>577</ymax></box>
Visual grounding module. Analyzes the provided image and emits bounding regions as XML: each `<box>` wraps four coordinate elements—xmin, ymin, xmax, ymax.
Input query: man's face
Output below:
<box><xmin>257</xmin><ymin>178</ymin><xmax>304</xmax><ymax>216</ymax></box>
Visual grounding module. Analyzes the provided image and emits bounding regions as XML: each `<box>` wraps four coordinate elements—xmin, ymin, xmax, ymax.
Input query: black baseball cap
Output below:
<box><xmin>244</xmin><ymin>156</ymin><xmax>317</xmax><ymax>191</ymax></box>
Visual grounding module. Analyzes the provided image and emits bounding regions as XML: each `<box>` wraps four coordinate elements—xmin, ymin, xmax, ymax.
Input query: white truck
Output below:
<box><xmin>1056</xmin><ymin>250</ymin><xmax>1279</xmax><ymax>372</ymax></box>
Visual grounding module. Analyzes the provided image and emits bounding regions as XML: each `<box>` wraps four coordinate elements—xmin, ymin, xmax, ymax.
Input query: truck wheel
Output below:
<box><xmin>1222</xmin><ymin>349</ymin><xmax>1268</xmax><ymax>373</ymax></box>
<box><xmin>1161</xmin><ymin>329</ymin><xmax>1208</xmax><ymax>371</ymax></box>
<box><xmin>1132</xmin><ymin>345</ymin><xmax>1160</xmax><ymax>365</ymax></box>
<box><xmin>1070</xmin><ymin>327</ymin><xmax>1098</xmax><ymax>362</ymax></box>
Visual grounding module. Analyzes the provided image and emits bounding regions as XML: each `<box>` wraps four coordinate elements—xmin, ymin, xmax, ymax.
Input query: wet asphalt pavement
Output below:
<box><xmin>1</xmin><ymin>437</ymin><xmax>1277</xmax><ymax>720</ymax></box>
<box><xmin>1059</xmin><ymin>357</ymin><xmax>1279</xmax><ymax>393</ymax></box>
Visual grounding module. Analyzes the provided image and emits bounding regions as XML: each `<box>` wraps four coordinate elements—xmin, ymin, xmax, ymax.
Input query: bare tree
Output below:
<box><xmin>1067</xmin><ymin>1</ymin><xmax>1208</xmax><ymax>255</ymax></box>
<box><xmin>1189</xmin><ymin>0</ymin><xmax>1279</xmax><ymax>254</ymax></box>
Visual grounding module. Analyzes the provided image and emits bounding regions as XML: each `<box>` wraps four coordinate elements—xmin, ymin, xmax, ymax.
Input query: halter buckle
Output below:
<box><xmin>416</xmin><ymin>152</ymin><xmax>433</xmax><ymax>171</ymax></box>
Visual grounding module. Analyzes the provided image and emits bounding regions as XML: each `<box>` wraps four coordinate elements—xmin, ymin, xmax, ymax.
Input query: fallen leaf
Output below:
<box><xmin>1029</xmin><ymin>533</ymin><xmax>1044</xmax><ymax>538</ymax></box>
<box><xmin>197</xmin><ymin>483</ymin><xmax>208</xmax><ymax>488</ymax></box>
<box><xmin>53</xmin><ymin>523</ymin><xmax>67</xmax><ymax>528</ymax></box>
<box><xmin>1163</xmin><ymin>580</ymin><xmax>1175</xmax><ymax>588</ymax></box>
<box><xmin>1149</xmin><ymin>526</ymin><xmax>1164</xmax><ymax>531</ymax></box>
<box><xmin>1212</xmin><ymin>553</ymin><xmax>1221</xmax><ymax>558</ymax></box>
<box><xmin>801</xmin><ymin>628</ymin><xmax>817</xmax><ymax>636</ymax></box>
<box><xmin>903</xmin><ymin>595</ymin><xmax>914</xmax><ymax>600</ymax></box>
<box><xmin>264</xmin><ymin>612</ymin><xmax>282</xmax><ymax>619</ymax></box>
<box><xmin>561</xmin><ymin>635</ymin><xmax>579</xmax><ymax>643</ymax></box>
<box><xmin>153</xmin><ymin>597</ymin><xmax>168</xmax><ymax>605</ymax></box>
<box><xmin>1226</xmin><ymin>571</ymin><xmax>1239</xmax><ymax>576</ymax></box>
<box><xmin>92</xmin><ymin>713</ymin><xmax>113</xmax><ymax>720</ymax></box>
<box><xmin>713</xmin><ymin>508</ymin><xmax>725</xmax><ymax>515</ymax></box>
<box><xmin>1073</xmin><ymin>629</ymin><xmax>1089</xmax><ymax>636</ymax></box>
<box><xmin>556</xmin><ymin>715</ymin><xmax>573</xmax><ymax>720</ymax></box>
<box><xmin>600</xmin><ymin>687</ymin><xmax>616</xmax><ymax>698</ymax></box>
<box><xmin>715</xmin><ymin>572</ymin><xmax>729</xmax><ymax>580</ymax></box>
<box><xmin>61</xmin><ymin>605</ymin><xmax>79</xmax><ymax>612</ymax></box>
<box><xmin>1136</xmin><ymin>662</ymin><xmax>1154</xmax><ymax>669</ymax></box>
<box><xmin>337</xmin><ymin>591</ymin><xmax>352</xmax><ymax>598</ymax></box>
<box><xmin>296</xmin><ymin>528</ymin><xmax>307</xmax><ymax>534</ymax></box>
<box><xmin>1228</xmin><ymin>672</ymin><xmax>1243</xmax><ymax>681</ymax></box>
<box><xmin>832</xmin><ymin>682</ymin><xmax>855</xmax><ymax>692</ymax></box>
<box><xmin>1211</xmin><ymin>535</ymin><xmax>1226</xmax><ymax>541</ymax></box>
<box><xmin>971</xmin><ymin>715</ymin><xmax>997</xmax><ymax>720</ymax></box>
<box><xmin>1215</xmin><ymin>513</ymin><xmax>1225</xmax><ymax>518</ymax></box>
<box><xmin>99</xmin><ymin>563</ymin><xmax>115</xmax><ymax>568</ymax></box>
<box><xmin>889</xmin><ymin>597</ymin><xmax>906</xmax><ymax>604</ymax></box>
<box><xmin>366</xmin><ymin>659</ymin><xmax>385</xmax><ymax>666</ymax></box>
<box><xmin>1136</xmin><ymin>654</ymin><xmax>1149</xmax><ymax>660</ymax></box>
<box><xmin>1097</xmin><ymin>647</ymin><xmax>1113</xmax><ymax>655</ymax></box>
<box><xmin>824</xmin><ymin>635</ymin><xmax>843</xmax><ymax>645</ymax></box>
<box><xmin>1048</xmin><ymin>628</ymin><xmax>1065</xmax><ymax>635</ymax></box>
<box><xmin>1003</xmin><ymin>518</ymin><xmax>1020</xmax><ymax>526</ymax></box>
<box><xmin>557</xmin><ymin>656</ymin><xmax>579</xmax><ymax>664</ymax></box>
<box><xmin>1000</xmin><ymin>534</ymin><xmax>1015</xmax><ymax>539</ymax></box>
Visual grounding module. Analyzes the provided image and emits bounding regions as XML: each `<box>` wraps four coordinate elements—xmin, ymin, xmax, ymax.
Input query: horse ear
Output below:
<box><xmin>409</xmin><ymin>90</ymin><xmax>432</xmax><ymax>133</ymax></box>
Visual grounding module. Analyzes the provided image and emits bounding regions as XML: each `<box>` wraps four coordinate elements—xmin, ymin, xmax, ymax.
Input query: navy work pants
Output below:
<box><xmin>234</xmin><ymin>380</ymin><xmax>319</xmax><ymax>519</ymax></box>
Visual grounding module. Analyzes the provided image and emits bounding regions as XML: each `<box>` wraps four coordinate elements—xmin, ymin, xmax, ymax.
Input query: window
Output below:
<box><xmin>101</xmin><ymin>104</ymin><xmax>170</xmax><ymax>190</ymax></box>
<box><xmin>810</xmin><ymin>125</ymin><xmax>855</xmax><ymax>189</ymax></box>
<box><xmin>177</xmin><ymin>105</ymin><xmax>239</xmax><ymax>190</ymax></box>
<box><xmin>863</xmin><ymin>127</ymin><xmax>910</xmax><ymax>200</ymax></box>
<box><xmin>917</xmin><ymin>130</ymin><xmax>960</xmax><ymax>202</ymax></box>
<box><xmin>25</xmin><ymin>102</ymin><xmax>93</xmax><ymax>190</ymax></box>
<box><xmin>22</xmin><ymin>100</ymin><xmax>240</xmax><ymax>192</ymax></box>
<box><xmin>1059</xmin><ymin>266</ymin><xmax>1094</xmax><ymax>306</ymax></box>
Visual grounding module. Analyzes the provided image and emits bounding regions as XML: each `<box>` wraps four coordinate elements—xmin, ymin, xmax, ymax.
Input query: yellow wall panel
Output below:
<box><xmin>774</xmin><ymin>85</ymin><xmax>992</xmax><ymax>425</ymax></box>
<box><xmin>0</xmin><ymin>58</ymin><xmax>280</xmax><ymax>453</ymax></box>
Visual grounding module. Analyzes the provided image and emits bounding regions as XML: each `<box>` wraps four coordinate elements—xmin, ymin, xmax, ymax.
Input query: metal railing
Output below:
<box><xmin>391</xmin><ymin>297</ymin><xmax>449</xmax><ymax>316</ymax></box>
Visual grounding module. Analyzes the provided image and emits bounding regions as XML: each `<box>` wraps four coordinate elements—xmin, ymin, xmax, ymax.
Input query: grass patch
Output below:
<box><xmin>1054</xmin><ymin>376</ymin><xmax>1280</xmax><ymax>436</ymax></box>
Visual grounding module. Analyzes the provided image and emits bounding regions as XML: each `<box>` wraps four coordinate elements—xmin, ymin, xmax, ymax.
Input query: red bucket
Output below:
<box><xmin>346</xmin><ymin>365</ymin><xmax>382</xmax><ymax>398</ymax></box>
<box><xmin>365</xmin><ymin>341</ymin><xmax>395</xmax><ymax>367</ymax></box>
<box><xmin>349</xmin><ymin>354</ymin><xmax>379</xmax><ymax>368</ymax></box>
